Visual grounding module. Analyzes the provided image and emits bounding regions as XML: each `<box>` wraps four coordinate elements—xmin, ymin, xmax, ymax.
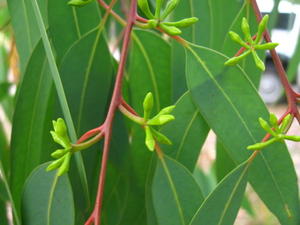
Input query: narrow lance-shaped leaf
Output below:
<box><xmin>10</xmin><ymin>41</ymin><xmax>55</xmax><ymax>215</ymax></box>
<box><xmin>22</xmin><ymin>163</ymin><xmax>75</xmax><ymax>225</ymax></box>
<box><xmin>186</xmin><ymin>45</ymin><xmax>300</xmax><ymax>225</ymax></box>
<box><xmin>152</xmin><ymin>155</ymin><xmax>204</xmax><ymax>225</ymax></box>
<box><xmin>48</xmin><ymin>0</ymin><xmax>101</xmax><ymax>62</ymax></box>
<box><xmin>190</xmin><ymin>162</ymin><xmax>249</xmax><ymax>225</ymax></box>
<box><xmin>161</xmin><ymin>92</ymin><xmax>209</xmax><ymax>171</ymax></box>
<box><xmin>59</xmin><ymin>28</ymin><xmax>114</xmax><ymax>222</ymax></box>
<box><xmin>31</xmin><ymin>0</ymin><xmax>90</xmax><ymax>209</ymax></box>
<box><xmin>7</xmin><ymin>0</ymin><xmax>47</xmax><ymax>71</ymax></box>
<box><xmin>127</xmin><ymin>29</ymin><xmax>172</xmax><ymax>224</ymax></box>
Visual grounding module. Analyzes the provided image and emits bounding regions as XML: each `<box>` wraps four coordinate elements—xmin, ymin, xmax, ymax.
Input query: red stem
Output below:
<box><xmin>250</xmin><ymin>0</ymin><xmax>297</xmax><ymax>107</ymax></box>
<box><xmin>77</xmin><ymin>126</ymin><xmax>102</xmax><ymax>144</ymax></box>
<box><xmin>120</xmin><ymin>98</ymin><xmax>138</xmax><ymax>115</ymax></box>
<box><xmin>85</xmin><ymin>0</ymin><xmax>137</xmax><ymax>224</ymax></box>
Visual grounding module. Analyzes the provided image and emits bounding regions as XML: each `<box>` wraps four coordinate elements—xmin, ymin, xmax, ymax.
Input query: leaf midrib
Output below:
<box><xmin>187</xmin><ymin>46</ymin><xmax>290</xmax><ymax>218</ymax></box>
<box><xmin>159</xmin><ymin>156</ymin><xmax>186</xmax><ymax>225</ymax></box>
<box><xmin>132</xmin><ymin>34</ymin><xmax>161</xmax><ymax>112</ymax></box>
<box><xmin>216</xmin><ymin>164</ymin><xmax>249</xmax><ymax>225</ymax></box>
<box><xmin>47</xmin><ymin>175</ymin><xmax>59</xmax><ymax>225</ymax></box>
<box><xmin>175</xmin><ymin>110</ymin><xmax>199</xmax><ymax>159</ymax></box>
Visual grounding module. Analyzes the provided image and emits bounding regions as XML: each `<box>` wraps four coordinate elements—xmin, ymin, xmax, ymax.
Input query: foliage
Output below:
<box><xmin>1</xmin><ymin>0</ymin><xmax>300</xmax><ymax>224</ymax></box>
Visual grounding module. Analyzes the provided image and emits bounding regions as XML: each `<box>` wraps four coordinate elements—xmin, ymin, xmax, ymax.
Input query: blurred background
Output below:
<box><xmin>0</xmin><ymin>0</ymin><xmax>300</xmax><ymax>224</ymax></box>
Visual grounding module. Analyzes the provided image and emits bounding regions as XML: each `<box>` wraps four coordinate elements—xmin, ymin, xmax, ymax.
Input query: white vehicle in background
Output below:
<box><xmin>257</xmin><ymin>0</ymin><xmax>300</xmax><ymax>104</ymax></box>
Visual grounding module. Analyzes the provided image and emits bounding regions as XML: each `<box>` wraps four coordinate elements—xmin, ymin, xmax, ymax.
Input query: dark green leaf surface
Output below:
<box><xmin>216</xmin><ymin>141</ymin><xmax>255</xmax><ymax>217</ymax></box>
<box><xmin>162</xmin><ymin>92</ymin><xmax>209</xmax><ymax>171</ymax></box>
<box><xmin>153</xmin><ymin>155</ymin><xmax>204</xmax><ymax>225</ymax></box>
<box><xmin>127</xmin><ymin>29</ymin><xmax>172</xmax><ymax>223</ymax></box>
<box><xmin>22</xmin><ymin>163</ymin><xmax>74</xmax><ymax>225</ymax></box>
<box><xmin>10</xmin><ymin>41</ymin><xmax>55</xmax><ymax>213</ymax></box>
<box><xmin>190</xmin><ymin>162</ymin><xmax>249</xmax><ymax>225</ymax></box>
<box><xmin>7</xmin><ymin>0</ymin><xmax>47</xmax><ymax>71</ymax></box>
<box><xmin>128</xmin><ymin>29</ymin><xmax>171</xmax><ymax>190</ymax></box>
<box><xmin>59</xmin><ymin>29</ymin><xmax>113</xmax><ymax>220</ymax></box>
<box><xmin>48</xmin><ymin>0</ymin><xmax>101</xmax><ymax>62</ymax></box>
<box><xmin>186</xmin><ymin>45</ymin><xmax>300</xmax><ymax>224</ymax></box>
<box><xmin>171</xmin><ymin>1</ymin><xmax>263</xmax><ymax>97</ymax></box>
<box><xmin>0</xmin><ymin>200</ymin><xmax>9</xmax><ymax>225</ymax></box>
<box><xmin>193</xmin><ymin>167</ymin><xmax>216</xmax><ymax>198</ymax></box>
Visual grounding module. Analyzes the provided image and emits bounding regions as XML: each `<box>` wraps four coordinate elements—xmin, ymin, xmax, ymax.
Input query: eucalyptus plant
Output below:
<box><xmin>1</xmin><ymin>0</ymin><xmax>300</xmax><ymax>224</ymax></box>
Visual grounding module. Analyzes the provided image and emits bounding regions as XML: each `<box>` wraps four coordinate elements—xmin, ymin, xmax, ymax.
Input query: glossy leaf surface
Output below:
<box><xmin>22</xmin><ymin>163</ymin><xmax>75</xmax><ymax>225</ymax></box>
<box><xmin>186</xmin><ymin>45</ymin><xmax>300</xmax><ymax>224</ymax></box>
<box><xmin>162</xmin><ymin>92</ymin><xmax>209</xmax><ymax>171</ymax></box>
<box><xmin>153</xmin><ymin>155</ymin><xmax>204</xmax><ymax>225</ymax></box>
<box><xmin>190</xmin><ymin>162</ymin><xmax>249</xmax><ymax>225</ymax></box>
<box><xmin>10</xmin><ymin>42</ymin><xmax>55</xmax><ymax>213</ymax></box>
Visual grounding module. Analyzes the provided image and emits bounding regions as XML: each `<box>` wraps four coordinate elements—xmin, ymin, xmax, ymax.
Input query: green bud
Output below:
<box><xmin>163</xmin><ymin>17</ymin><xmax>199</xmax><ymax>28</ymax></box>
<box><xmin>255</xmin><ymin>15</ymin><xmax>269</xmax><ymax>44</ymax></box>
<box><xmin>138</xmin><ymin>0</ymin><xmax>155</xmax><ymax>19</ymax></box>
<box><xmin>159</xmin><ymin>23</ymin><xmax>182</xmax><ymax>35</ymax></box>
<box><xmin>269</xmin><ymin>113</ymin><xmax>279</xmax><ymax>132</ymax></box>
<box><xmin>155</xmin><ymin>0</ymin><xmax>165</xmax><ymax>18</ymax></box>
<box><xmin>247</xmin><ymin>138</ymin><xmax>276</xmax><ymax>150</ymax></box>
<box><xmin>143</xmin><ymin>92</ymin><xmax>154</xmax><ymax>120</ymax></box>
<box><xmin>57</xmin><ymin>153</ymin><xmax>71</xmax><ymax>176</ymax></box>
<box><xmin>228</xmin><ymin>31</ymin><xmax>249</xmax><ymax>48</ymax></box>
<box><xmin>158</xmin><ymin>105</ymin><xmax>176</xmax><ymax>116</ymax></box>
<box><xmin>259</xmin><ymin>117</ymin><xmax>276</xmax><ymax>136</ymax></box>
<box><xmin>145</xmin><ymin>126</ymin><xmax>155</xmax><ymax>151</ymax></box>
<box><xmin>46</xmin><ymin>157</ymin><xmax>65</xmax><ymax>172</ymax></box>
<box><xmin>53</xmin><ymin>118</ymin><xmax>68</xmax><ymax>137</ymax></box>
<box><xmin>150</xmin><ymin>128</ymin><xmax>172</xmax><ymax>145</ymax></box>
<box><xmin>224</xmin><ymin>50</ymin><xmax>251</xmax><ymax>66</ymax></box>
<box><xmin>51</xmin><ymin>149</ymin><xmax>69</xmax><ymax>158</ymax></box>
<box><xmin>284</xmin><ymin>135</ymin><xmax>300</xmax><ymax>142</ymax></box>
<box><xmin>241</xmin><ymin>17</ymin><xmax>252</xmax><ymax>42</ymax></box>
<box><xmin>50</xmin><ymin>131</ymin><xmax>71</xmax><ymax>149</ymax></box>
<box><xmin>68</xmin><ymin>0</ymin><xmax>93</xmax><ymax>7</ymax></box>
<box><xmin>251</xmin><ymin>51</ymin><xmax>265</xmax><ymax>71</ymax></box>
<box><xmin>147</xmin><ymin>115</ymin><xmax>175</xmax><ymax>126</ymax></box>
<box><xmin>161</xmin><ymin>0</ymin><xmax>180</xmax><ymax>19</ymax></box>
<box><xmin>255</xmin><ymin>42</ymin><xmax>279</xmax><ymax>50</ymax></box>
<box><xmin>269</xmin><ymin>113</ymin><xmax>278</xmax><ymax>126</ymax></box>
<box><xmin>280</xmin><ymin>114</ymin><xmax>293</xmax><ymax>133</ymax></box>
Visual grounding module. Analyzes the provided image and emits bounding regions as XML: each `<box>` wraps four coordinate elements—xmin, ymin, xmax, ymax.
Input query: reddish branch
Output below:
<box><xmin>79</xmin><ymin>0</ymin><xmax>300</xmax><ymax>223</ymax></box>
<box><xmin>84</xmin><ymin>0</ymin><xmax>137</xmax><ymax>224</ymax></box>
<box><xmin>247</xmin><ymin>0</ymin><xmax>300</xmax><ymax>159</ymax></box>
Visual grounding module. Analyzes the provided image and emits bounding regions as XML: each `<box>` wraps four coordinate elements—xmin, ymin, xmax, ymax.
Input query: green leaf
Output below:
<box><xmin>127</xmin><ymin>29</ymin><xmax>171</xmax><ymax>223</ymax></box>
<box><xmin>102</xmin><ymin>114</ymin><xmax>145</xmax><ymax>225</ymax></box>
<box><xmin>0</xmin><ymin>82</ymin><xmax>11</xmax><ymax>101</ymax></box>
<box><xmin>216</xmin><ymin>140</ymin><xmax>255</xmax><ymax>217</ymax></box>
<box><xmin>0</xmin><ymin>122</ymin><xmax>9</xmax><ymax>176</ymax></box>
<box><xmin>190</xmin><ymin>162</ymin><xmax>249</xmax><ymax>225</ymax></box>
<box><xmin>171</xmin><ymin>0</ymin><xmax>244</xmax><ymax>99</ymax></box>
<box><xmin>128</xmin><ymin>29</ymin><xmax>171</xmax><ymax>187</ymax></box>
<box><xmin>48</xmin><ymin>0</ymin><xmax>101</xmax><ymax>62</ymax></box>
<box><xmin>161</xmin><ymin>92</ymin><xmax>209</xmax><ymax>171</ymax></box>
<box><xmin>186</xmin><ymin>45</ymin><xmax>300</xmax><ymax>224</ymax></box>
<box><xmin>193</xmin><ymin>167</ymin><xmax>217</xmax><ymax>198</ymax></box>
<box><xmin>31</xmin><ymin>0</ymin><xmax>90</xmax><ymax>213</ymax></box>
<box><xmin>221</xmin><ymin>4</ymin><xmax>265</xmax><ymax>87</ymax></box>
<box><xmin>0</xmin><ymin>199</ymin><xmax>9</xmax><ymax>225</ymax></box>
<box><xmin>0</xmin><ymin>157</ymin><xmax>20</xmax><ymax>225</ymax></box>
<box><xmin>10</xmin><ymin>41</ymin><xmax>55</xmax><ymax>215</ymax></box>
<box><xmin>59</xmin><ymin>29</ymin><xmax>113</xmax><ymax>220</ymax></box>
<box><xmin>7</xmin><ymin>0</ymin><xmax>47</xmax><ymax>71</ymax></box>
<box><xmin>22</xmin><ymin>163</ymin><xmax>75</xmax><ymax>225</ymax></box>
<box><xmin>152</xmin><ymin>155</ymin><xmax>204</xmax><ymax>225</ymax></box>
